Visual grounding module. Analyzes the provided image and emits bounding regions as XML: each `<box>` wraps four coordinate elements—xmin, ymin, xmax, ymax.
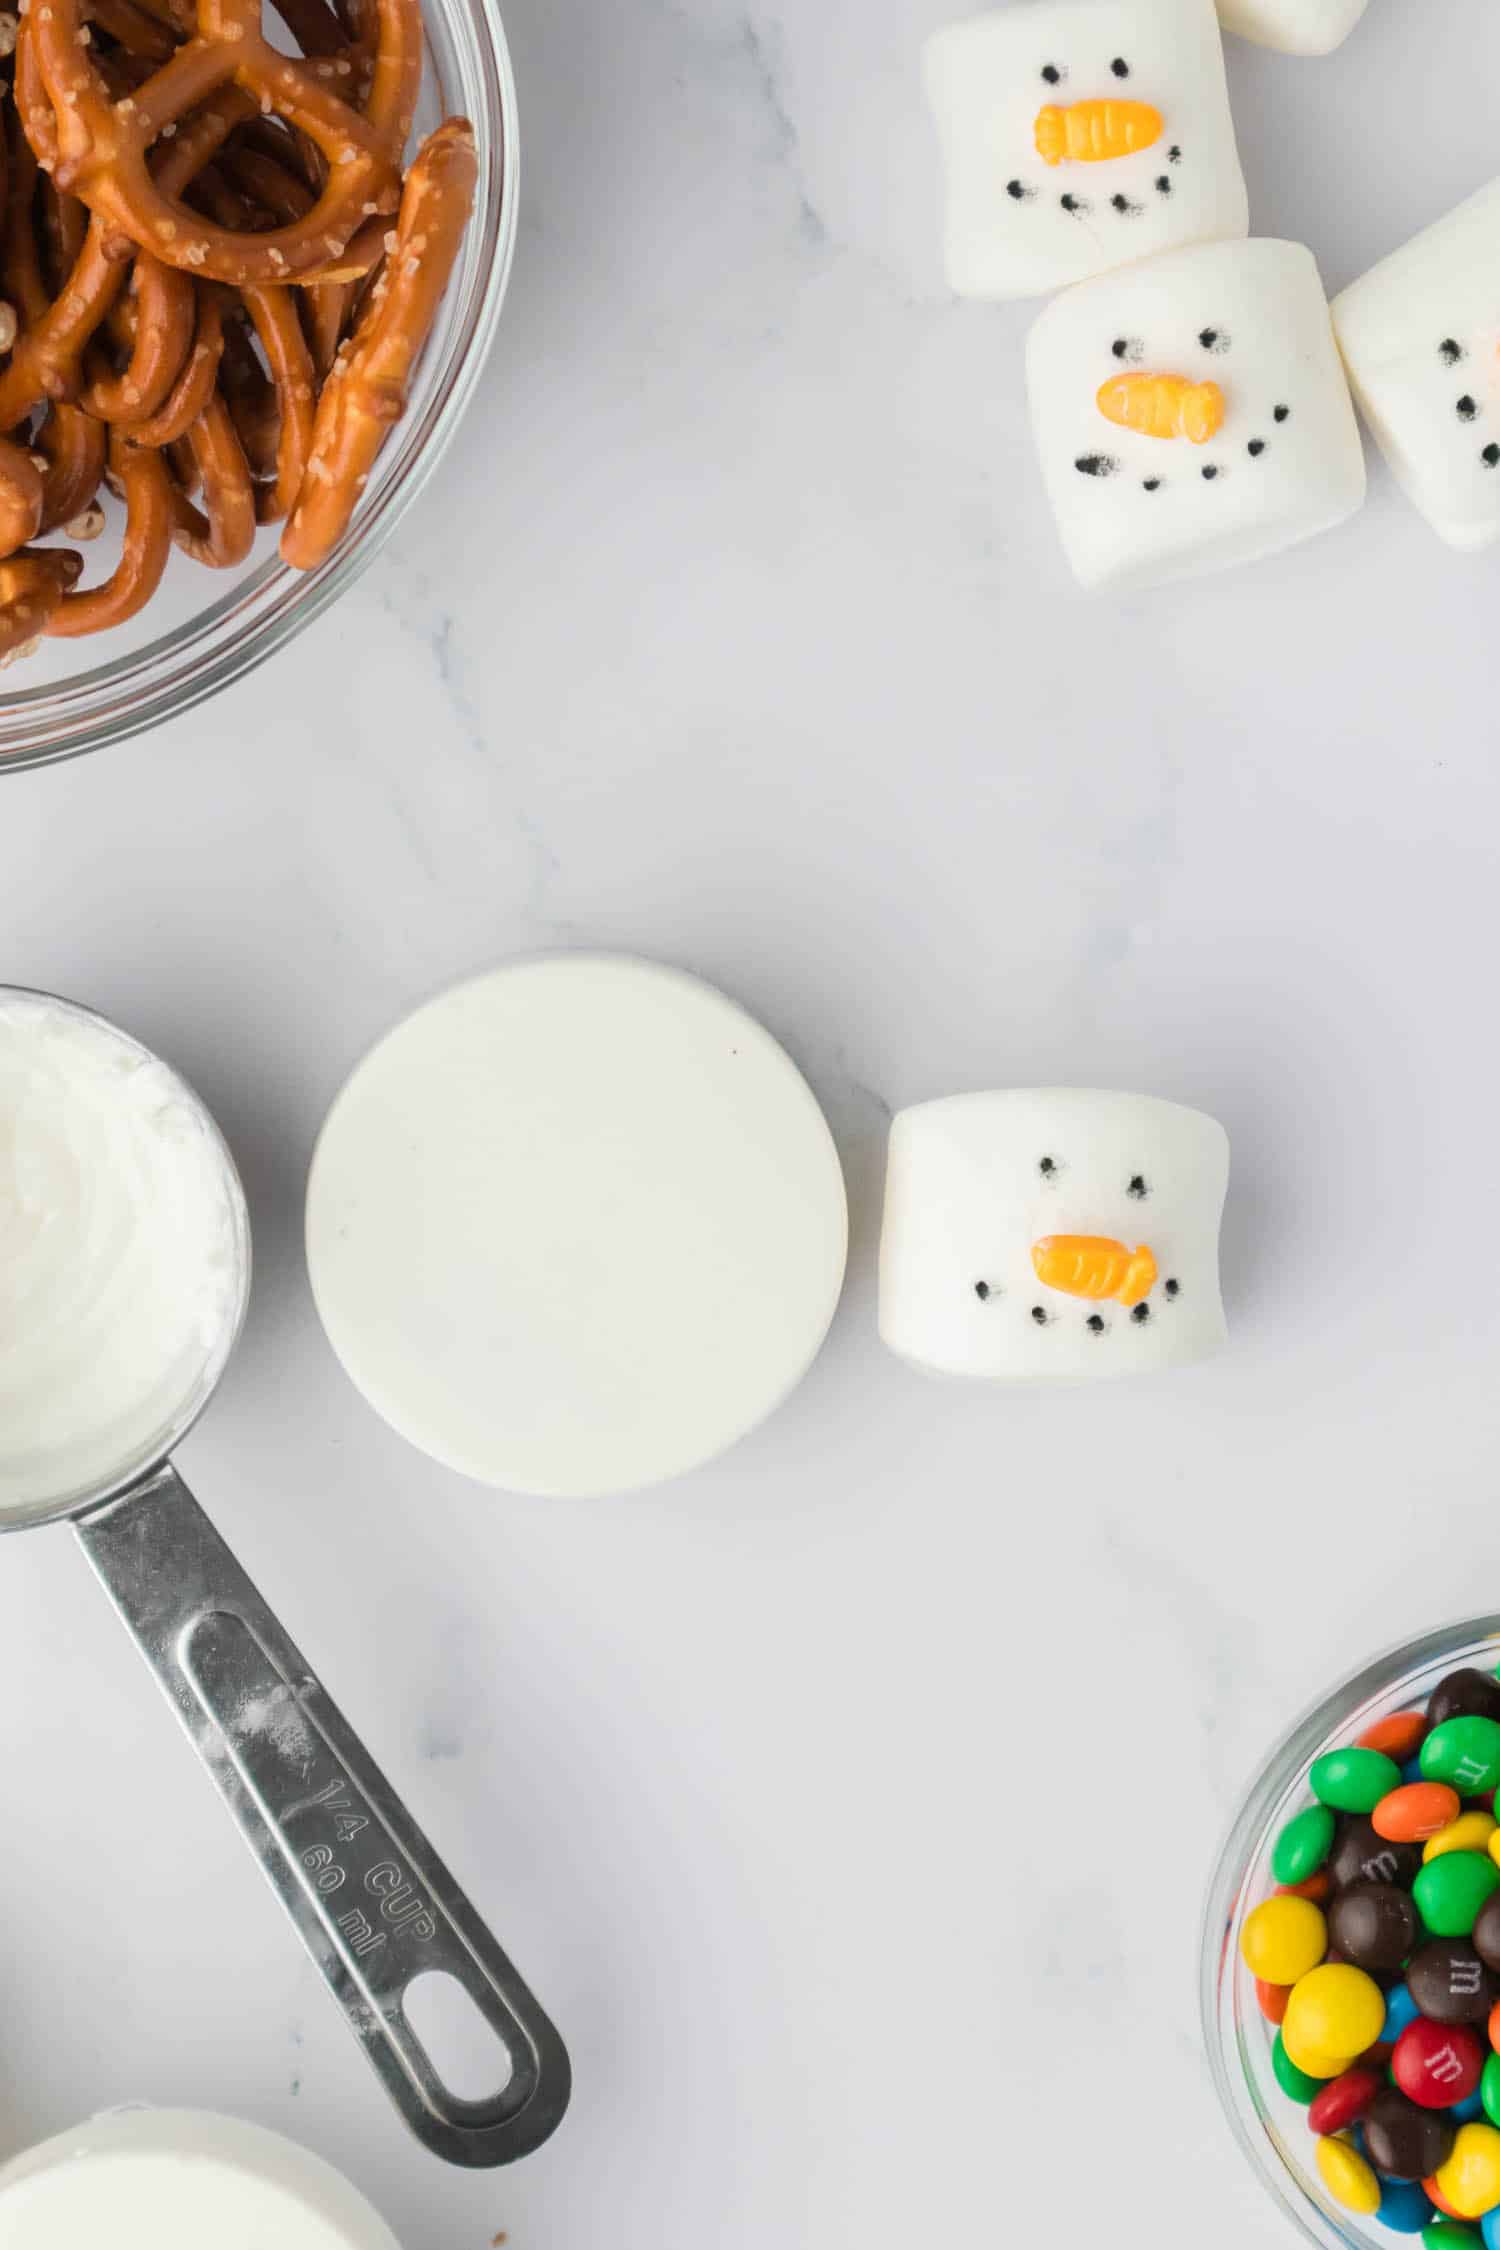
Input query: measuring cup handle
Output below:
<box><xmin>73</xmin><ymin>1465</ymin><xmax>571</xmax><ymax>2168</ymax></box>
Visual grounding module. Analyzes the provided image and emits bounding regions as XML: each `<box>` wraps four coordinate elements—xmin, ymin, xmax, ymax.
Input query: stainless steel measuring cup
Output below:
<box><xmin>0</xmin><ymin>989</ymin><xmax>570</xmax><ymax>2168</ymax></box>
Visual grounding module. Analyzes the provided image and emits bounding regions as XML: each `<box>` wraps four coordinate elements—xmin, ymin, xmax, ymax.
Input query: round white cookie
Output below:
<box><xmin>306</xmin><ymin>956</ymin><xmax>848</xmax><ymax>1498</ymax></box>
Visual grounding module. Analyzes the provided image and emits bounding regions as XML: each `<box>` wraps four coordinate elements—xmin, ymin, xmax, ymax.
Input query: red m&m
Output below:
<box><xmin>1392</xmin><ymin>2019</ymin><xmax>1484</xmax><ymax>2110</ymax></box>
<box><xmin>1308</xmin><ymin>2068</ymin><xmax>1381</xmax><ymax>2136</ymax></box>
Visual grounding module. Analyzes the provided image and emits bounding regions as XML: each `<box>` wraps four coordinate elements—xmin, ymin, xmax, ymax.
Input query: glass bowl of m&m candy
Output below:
<box><xmin>1204</xmin><ymin>1621</ymin><xmax>1500</xmax><ymax>2250</ymax></box>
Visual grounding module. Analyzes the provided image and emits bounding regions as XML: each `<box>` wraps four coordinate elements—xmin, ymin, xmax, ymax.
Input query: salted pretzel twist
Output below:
<box><xmin>30</xmin><ymin>0</ymin><xmax>422</xmax><ymax>284</ymax></box>
<box><xmin>0</xmin><ymin>547</ymin><xmax>84</xmax><ymax>658</ymax></box>
<box><xmin>282</xmin><ymin>114</ymin><xmax>474</xmax><ymax>568</ymax></box>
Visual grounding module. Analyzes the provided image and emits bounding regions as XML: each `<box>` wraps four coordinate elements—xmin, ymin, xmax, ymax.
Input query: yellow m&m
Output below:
<box><xmin>1433</xmin><ymin>2123</ymin><xmax>1500</xmax><ymax>2219</ymax></box>
<box><xmin>1315</xmin><ymin>2136</ymin><xmax>1381</xmax><ymax>2217</ymax></box>
<box><xmin>1239</xmin><ymin>1895</ymin><xmax>1327</xmax><ymax>1987</ymax></box>
<box><xmin>1283</xmin><ymin>1964</ymin><xmax>1386</xmax><ymax>2064</ymax></box>
<box><xmin>1427</xmin><ymin>1812</ymin><xmax>1500</xmax><ymax>1863</ymax></box>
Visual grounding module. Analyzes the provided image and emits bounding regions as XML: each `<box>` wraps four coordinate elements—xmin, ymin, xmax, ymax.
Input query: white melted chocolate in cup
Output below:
<box><xmin>0</xmin><ymin>993</ymin><xmax>248</xmax><ymax>1521</ymax></box>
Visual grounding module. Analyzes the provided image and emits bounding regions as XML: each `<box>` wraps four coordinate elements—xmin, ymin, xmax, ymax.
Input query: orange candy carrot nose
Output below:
<box><xmin>1031</xmin><ymin>1236</ymin><xmax>1158</xmax><ymax>1307</ymax></box>
<box><xmin>1097</xmin><ymin>373</ymin><xmax>1225</xmax><ymax>445</ymax></box>
<box><xmin>1034</xmin><ymin>99</ymin><xmax>1164</xmax><ymax>166</ymax></box>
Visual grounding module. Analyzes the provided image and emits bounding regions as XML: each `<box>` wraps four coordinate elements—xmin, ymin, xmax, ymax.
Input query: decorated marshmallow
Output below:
<box><xmin>879</xmin><ymin>1088</ymin><xmax>1229</xmax><ymax>1381</ymax></box>
<box><xmin>1333</xmin><ymin>180</ymin><xmax>1500</xmax><ymax>553</ymax></box>
<box><xmin>1215</xmin><ymin>0</ymin><xmax>1370</xmax><ymax>55</ymax></box>
<box><xmin>924</xmin><ymin>0</ymin><xmax>1248</xmax><ymax>302</ymax></box>
<box><xmin>1026</xmin><ymin>236</ymin><xmax>1365</xmax><ymax>588</ymax></box>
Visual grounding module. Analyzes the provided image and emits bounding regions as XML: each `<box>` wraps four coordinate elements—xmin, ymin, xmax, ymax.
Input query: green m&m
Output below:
<box><xmin>1412</xmin><ymin>1850</ymin><xmax>1500</xmax><ymax>1938</ymax></box>
<box><xmin>1310</xmin><ymin>1746</ymin><xmax>1402</xmax><ymax>1814</ymax></box>
<box><xmin>1271</xmin><ymin>2030</ymin><xmax>1324</xmax><ymax>2105</ymax></box>
<box><xmin>1271</xmin><ymin>1804</ymin><xmax>1336</xmax><ymax>1887</ymax></box>
<box><xmin>1422</xmin><ymin>1717</ymin><xmax>1500</xmax><ymax>1797</ymax></box>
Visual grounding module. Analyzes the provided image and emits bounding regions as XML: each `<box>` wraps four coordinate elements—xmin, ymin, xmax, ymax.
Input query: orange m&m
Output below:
<box><xmin>1373</xmin><ymin>1783</ymin><xmax>1462</xmax><ymax>1843</ymax></box>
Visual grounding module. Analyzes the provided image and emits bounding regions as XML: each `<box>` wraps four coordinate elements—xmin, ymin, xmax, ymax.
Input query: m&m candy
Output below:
<box><xmin>1394</xmin><ymin>2022</ymin><xmax>1485</xmax><ymax>2111</ymax></box>
<box><xmin>1242</xmin><ymin>1895</ymin><xmax>1327</xmax><ymax>1987</ymax></box>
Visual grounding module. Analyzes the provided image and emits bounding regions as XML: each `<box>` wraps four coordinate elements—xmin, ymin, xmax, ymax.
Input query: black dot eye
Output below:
<box><xmin>1086</xmin><ymin>1314</ymin><xmax>1106</xmax><ymax>1334</ymax></box>
<box><xmin>1164</xmin><ymin>1278</ymin><xmax>1180</xmax><ymax>1299</ymax></box>
<box><xmin>1006</xmin><ymin>178</ymin><xmax>1026</xmax><ymax>200</ymax></box>
<box><xmin>1201</xmin><ymin>464</ymin><xmax>1218</xmax><ymax>480</ymax></box>
<box><xmin>1142</xmin><ymin>478</ymin><xmax>1161</xmax><ymax>492</ymax></box>
<box><xmin>1484</xmin><ymin>445</ymin><xmax>1500</xmax><ymax>468</ymax></box>
<box><xmin>1155</xmin><ymin>175</ymin><xmax>1171</xmax><ymax>195</ymax></box>
<box><xmin>1041</xmin><ymin>62</ymin><xmax>1062</xmax><ymax>82</ymax></box>
<box><xmin>1110</xmin><ymin>193</ymin><xmax>1135</xmax><ymax>214</ymax></box>
<box><xmin>1075</xmin><ymin>454</ymin><xmax>1117</xmax><ymax>477</ymax></box>
<box><xmin>1127</xmin><ymin>1175</ymin><xmax>1148</xmax><ymax>1199</ymax></box>
<box><xmin>1458</xmin><ymin>396</ymin><xmax>1479</xmax><ymax>422</ymax></box>
<box><xmin>1112</xmin><ymin>337</ymin><xmax>1130</xmax><ymax>359</ymax></box>
<box><xmin>1131</xmin><ymin>1304</ymin><xmax>1150</xmax><ymax>1324</ymax></box>
<box><xmin>1110</xmin><ymin>55</ymin><xmax>1129</xmax><ymax>76</ymax></box>
<box><xmin>1247</xmin><ymin>439</ymin><xmax>1265</xmax><ymax>457</ymax></box>
<box><xmin>1167</xmin><ymin>144</ymin><xmax>1182</xmax><ymax>163</ymax></box>
<box><xmin>1273</xmin><ymin>404</ymin><xmax>1290</xmax><ymax>423</ymax></box>
<box><xmin>974</xmin><ymin>1281</ymin><xmax>992</xmax><ymax>1302</ymax></box>
<box><xmin>1440</xmin><ymin>338</ymin><xmax>1465</xmax><ymax>365</ymax></box>
<box><xmin>1031</xmin><ymin>1305</ymin><xmax>1049</xmax><ymax>1326</ymax></box>
<box><xmin>1038</xmin><ymin>1157</ymin><xmax>1057</xmax><ymax>1178</ymax></box>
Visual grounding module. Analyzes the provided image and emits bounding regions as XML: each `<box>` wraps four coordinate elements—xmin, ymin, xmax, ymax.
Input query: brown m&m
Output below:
<box><xmin>1327</xmin><ymin>1881</ymin><xmax>1420</xmax><ymax>1975</ymax></box>
<box><xmin>1407</xmin><ymin>1941</ymin><xmax>1499</xmax><ymax>2025</ymax></box>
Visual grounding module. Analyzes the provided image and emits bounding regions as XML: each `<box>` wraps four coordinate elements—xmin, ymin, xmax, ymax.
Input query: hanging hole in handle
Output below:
<box><xmin>402</xmin><ymin>1970</ymin><xmax>518</xmax><ymax>2103</ymax></box>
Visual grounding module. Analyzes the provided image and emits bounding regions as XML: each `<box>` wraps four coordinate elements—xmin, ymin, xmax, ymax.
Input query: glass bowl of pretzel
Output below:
<box><xmin>0</xmin><ymin>0</ymin><xmax>516</xmax><ymax>767</ymax></box>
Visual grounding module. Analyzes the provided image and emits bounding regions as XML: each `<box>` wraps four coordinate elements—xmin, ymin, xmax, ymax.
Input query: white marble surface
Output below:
<box><xmin>6</xmin><ymin>1</ymin><xmax>1500</xmax><ymax>2243</ymax></box>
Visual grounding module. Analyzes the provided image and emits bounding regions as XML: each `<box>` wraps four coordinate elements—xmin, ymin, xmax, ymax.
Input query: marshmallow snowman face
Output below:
<box><xmin>1333</xmin><ymin>181</ymin><xmax>1500</xmax><ymax>553</ymax></box>
<box><xmin>1027</xmin><ymin>237</ymin><xmax>1366</xmax><ymax>588</ymax></box>
<box><xmin>924</xmin><ymin>0</ymin><xmax>1248</xmax><ymax>302</ymax></box>
<box><xmin>1215</xmin><ymin>0</ymin><xmax>1370</xmax><ymax>54</ymax></box>
<box><xmin>879</xmin><ymin>1089</ymin><xmax>1229</xmax><ymax>1382</ymax></box>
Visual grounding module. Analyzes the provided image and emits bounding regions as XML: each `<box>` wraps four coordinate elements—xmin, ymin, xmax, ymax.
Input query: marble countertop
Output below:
<box><xmin>6</xmin><ymin>0</ymin><xmax>1500</xmax><ymax>2242</ymax></box>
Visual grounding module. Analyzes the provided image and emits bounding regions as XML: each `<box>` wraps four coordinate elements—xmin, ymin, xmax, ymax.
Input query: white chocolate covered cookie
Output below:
<box><xmin>1215</xmin><ymin>0</ymin><xmax>1370</xmax><ymax>55</ymax></box>
<box><xmin>1026</xmin><ymin>236</ymin><xmax>1365</xmax><ymax>588</ymax></box>
<box><xmin>1333</xmin><ymin>179</ymin><xmax>1500</xmax><ymax>553</ymax></box>
<box><xmin>924</xmin><ymin>0</ymin><xmax>1248</xmax><ymax>302</ymax></box>
<box><xmin>879</xmin><ymin>1089</ymin><xmax>1229</xmax><ymax>1382</ymax></box>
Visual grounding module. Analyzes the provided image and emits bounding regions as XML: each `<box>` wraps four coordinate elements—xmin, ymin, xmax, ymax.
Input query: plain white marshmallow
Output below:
<box><xmin>879</xmin><ymin>1089</ymin><xmax>1229</xmax><ymax>1382</ymax></box>
<box><xmin>924</xmin><ymin>0</ymin><xmax>1248</xmax><ymax>302</ymax></box>
<box><xmin>1333</xmin><ymin>179</ymin><xmax>1500</xmax><ymax>553</ymax></box>
<box><xmin>1026</xmin><ymin>236</ymin><xmax>1365</xmax><ymax>588</ymax></box>
<box><xmin>0</xmin><ymin>2109</ymin><xmax>401</xmax><ymax>2249</ymax></box>
<box><xmin>1215</xmin><ymin>0</ymin><xmax>1369</xmax><ymax>54</ymax></box>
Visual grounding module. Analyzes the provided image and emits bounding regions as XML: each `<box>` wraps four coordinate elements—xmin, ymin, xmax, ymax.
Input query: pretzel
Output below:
<box><xmin>281</xmin><ymin>116</ymin><xmax>474</xmax><ymax>568</ymax></box>
<box><xmin>0</xmin><ymin>546</ymin><xmax>83</xmax><ymax>658</ymax></box>
<box><xmin>0</xmin><ymin>438</ymin><xmax>46</xmax><ymax>557</ymax></box>
<box><xmin>0</xmin><ymin>93</ymin><xmax>200</xmax><ymax>431</ymax></box>
<box><xmin>46</xmin><ymin>427</ymin><xmax>169</xmax><ymax>632</ymax></box>
<box><xmin>191</xmin><ymin>160</ymin><xmax>315</xmax><ymax>519</ymax></box>
<box><xmin>121</xmin><ymin>276</ymin><xmax>227</xmax><ymax>445</ymax></box>
<box><xmin>167</xmin><ymin>391</ymin><xmax>254</xmax><ymax>563</ymax></box>
<box><xmin>31</xmin><ymin>0</ymin><xmax>422</xmax><ymax>284</ymax></box>
<box><xmin>33</xmin><ymin>401</ymin><xmax>108</xmax><ymax>529</ymax></box>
